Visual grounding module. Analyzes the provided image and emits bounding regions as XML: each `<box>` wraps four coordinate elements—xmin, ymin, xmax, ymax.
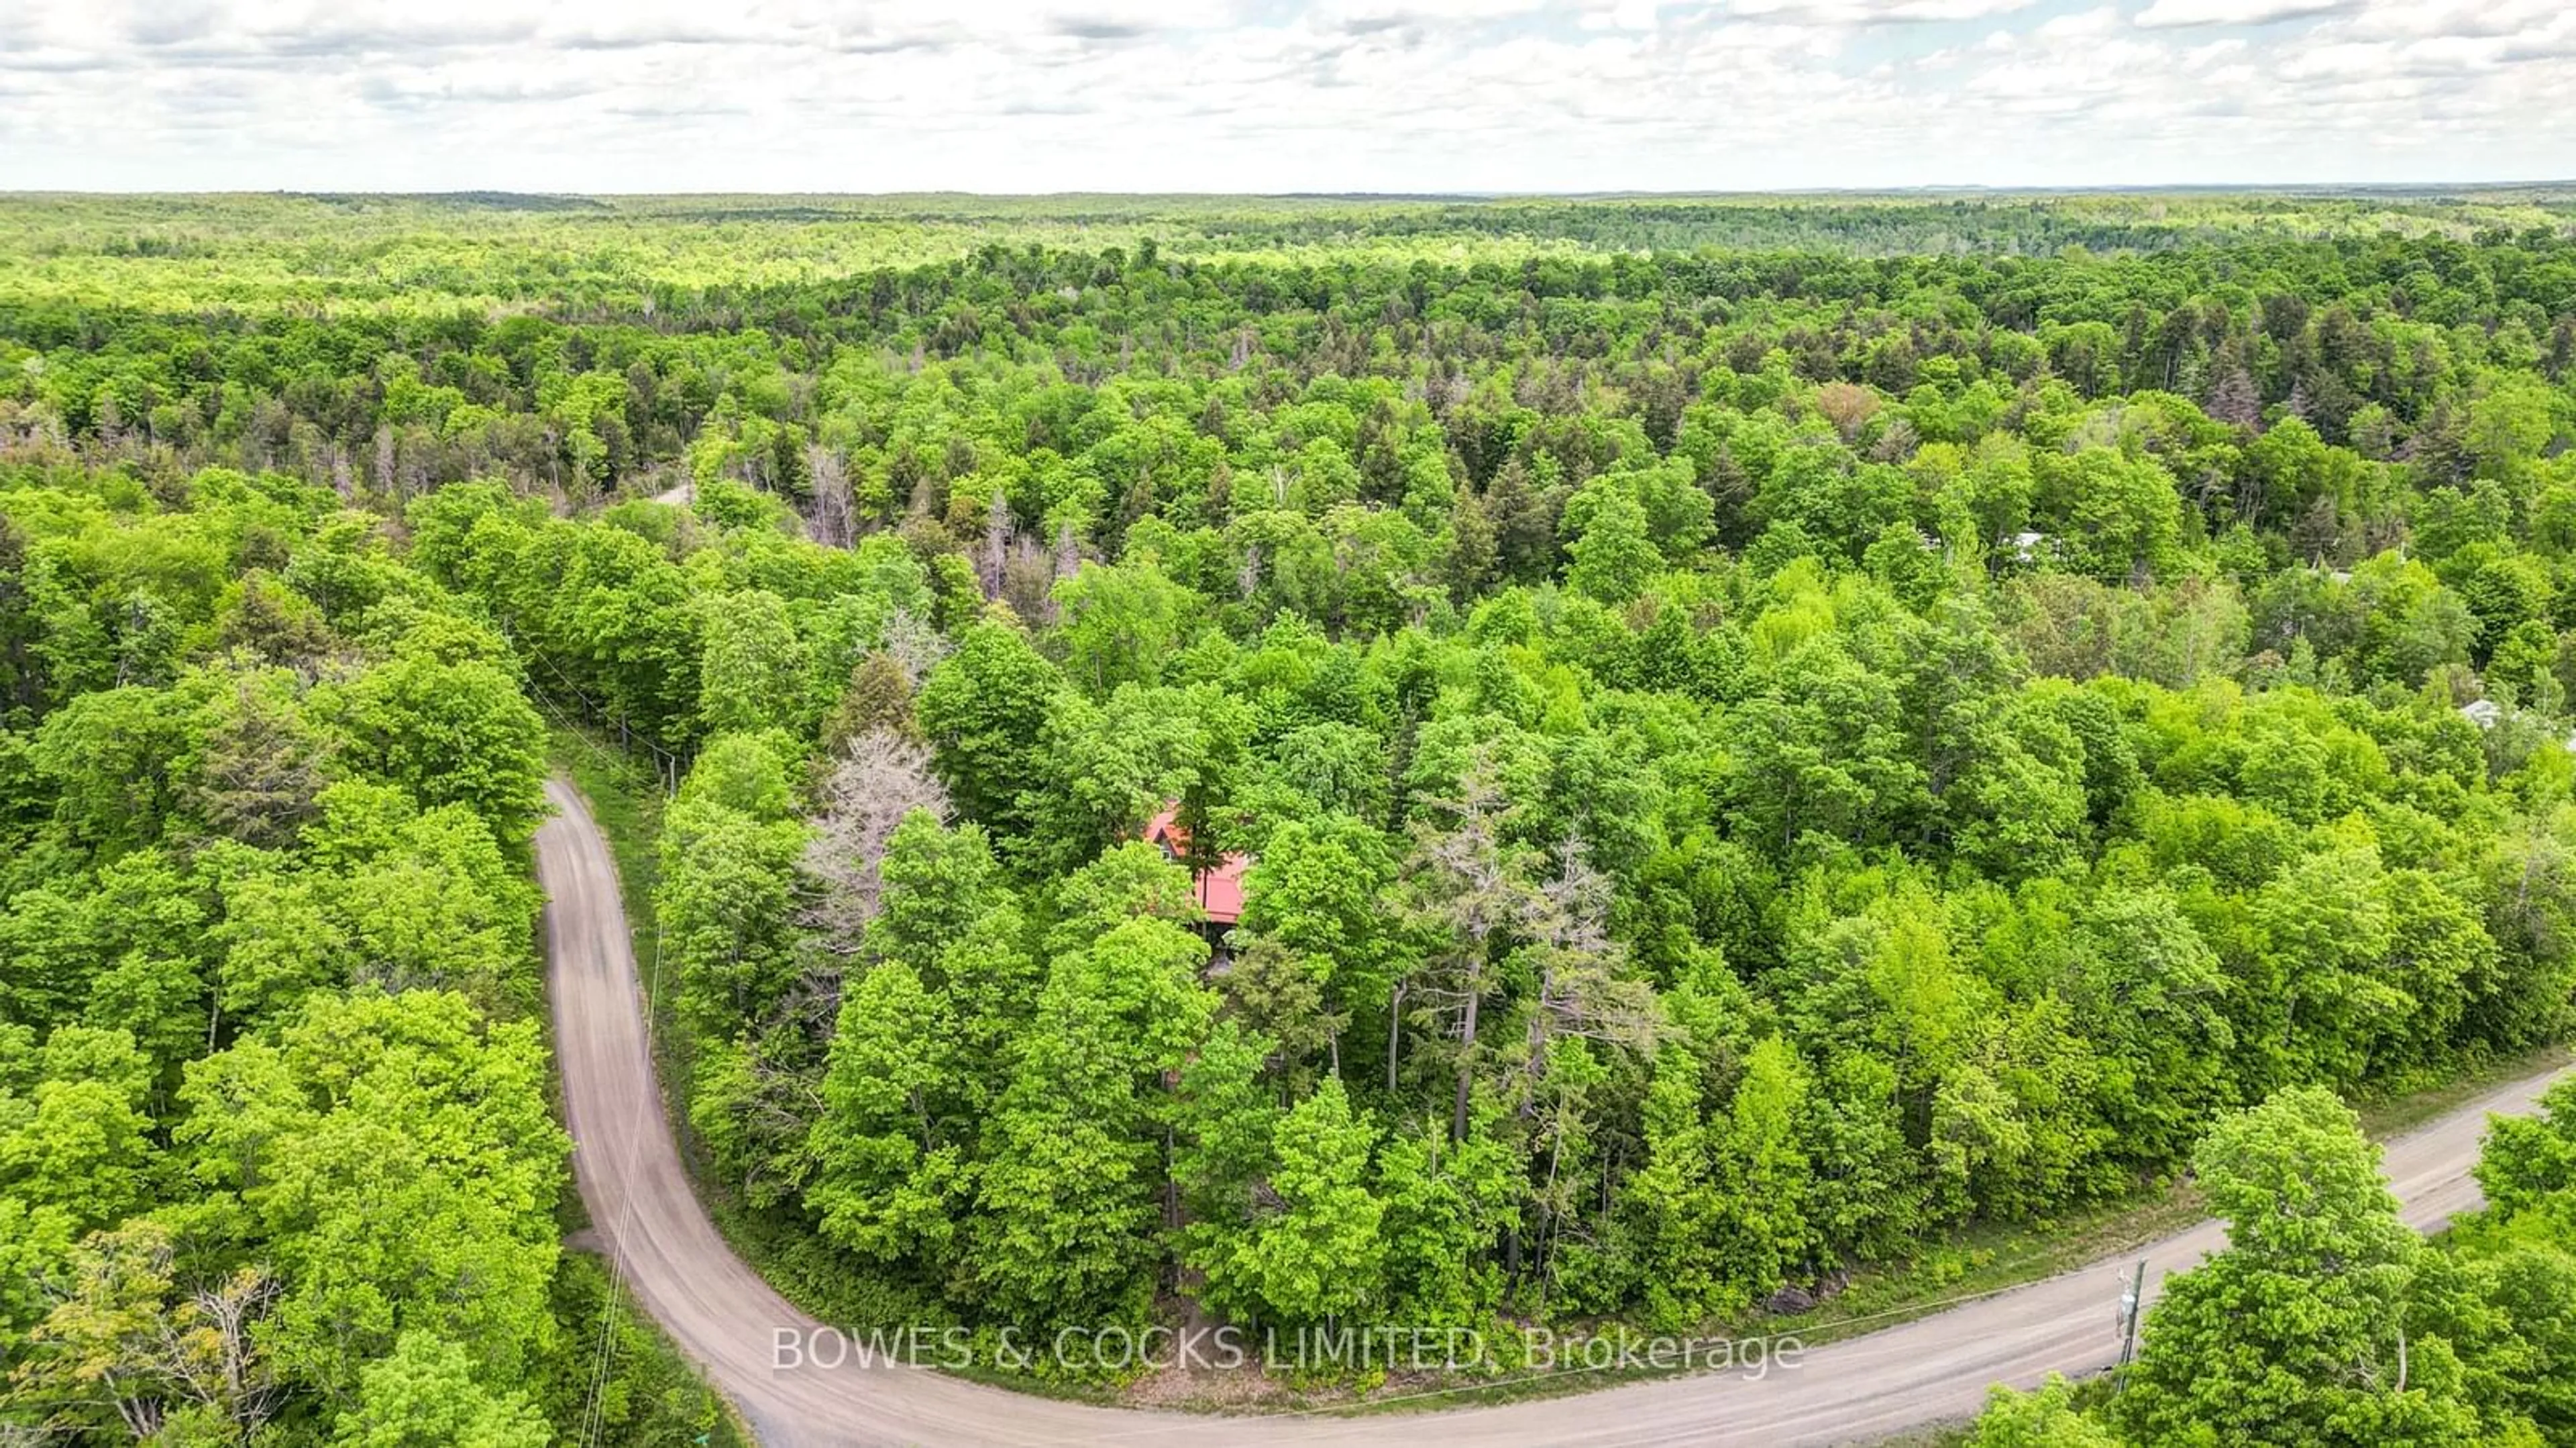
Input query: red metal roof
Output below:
<box><xmin>1141</xmin><ymin>805</ymin><xmax>1251</xmax><ymax>927</ymax></box>
<box><xmin>1195</xmin><ymin>854</ymin><xmax>1248</xmax><ymax>926</ymax></box>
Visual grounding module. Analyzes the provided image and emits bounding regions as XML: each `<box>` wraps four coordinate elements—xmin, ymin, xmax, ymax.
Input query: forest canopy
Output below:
<box><xmin>3</xmin><ymin>190</ymin><xmax>2576</xmax><ymax>1435</ymax></box>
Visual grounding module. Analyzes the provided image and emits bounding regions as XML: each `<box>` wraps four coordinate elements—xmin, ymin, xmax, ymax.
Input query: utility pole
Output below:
<box><xmin>2114</xmin><ymin>1258</ymin><xmax>2147</xmax><ymax>1390</ymax></box>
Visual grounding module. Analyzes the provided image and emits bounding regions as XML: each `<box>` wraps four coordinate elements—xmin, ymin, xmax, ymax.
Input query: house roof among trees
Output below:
<box><xmin>1142</xmin><ymin>805</ymin><xmax>1250</xmax><ymax>926</ymax></box>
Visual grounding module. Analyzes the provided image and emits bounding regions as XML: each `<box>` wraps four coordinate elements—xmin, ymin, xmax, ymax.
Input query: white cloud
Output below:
<box><xmin>2037</xmin><ymin>6</ymin><xmax>2123</xmax><ymax>38</ymax></box>
<box><xmin>2133</xmin><ymin>0</ymin><xmax>2355</xmax><ymax>28</ymax></box>
<box><xmin>1731</xmin><ymin>0</ymin><xmax>2042</xmax><ymax>23</ymax></box>
<box><xmin>0</xmin><ymin>0</ymin><xmax>2565</xmax><ymax>189</ymax></box>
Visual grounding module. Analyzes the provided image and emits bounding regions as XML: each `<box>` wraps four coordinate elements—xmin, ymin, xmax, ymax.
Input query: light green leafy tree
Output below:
<box><xmin>2115</xmin><ymin>1086</ymin><xmax>2479</xmax><ymax>1447</ymax></box>
<box><xmin>329</xmin><ymin>1331</ymin><xmax>550</xmax><ymax>1448</ymax></box>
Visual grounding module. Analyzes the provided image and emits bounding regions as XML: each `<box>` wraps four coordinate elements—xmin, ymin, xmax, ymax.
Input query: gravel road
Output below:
<box><xmin>539</xmin><ymin>776</ymin><xmax>2573</xmax><ymax>1447</ymax></box>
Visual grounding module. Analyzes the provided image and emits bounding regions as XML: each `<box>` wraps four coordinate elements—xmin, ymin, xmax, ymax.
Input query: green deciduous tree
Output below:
<box><xmin>0</xmin><ymin>1026</ymin><xmax>158</xmax><ymax>1231</ymax></box>
<box><xmin>329</xmin><ymin>656</ymin><xmax>547</xmax><ymax>843</ymax></box>
<box><xmin>1564</xmin><ymin>489</ymin><xmax>1660</xmax><ymax>605</ymax></box>
<box><xmin>970</xmin><ymin>916</ymin><xmax>1216</xmax><ymax>1333</ymax></box>
<box><xmin>1193</xmin><ymin>1076</ymin><xmax>1385</xmax><ymax>1329</ymax></box>
<box><xmin>1969</xmin><ymin>1375</ymin><xmax>2121</xmax><ymax>1447</ymax></box>
<box><xmin>657</xmin><ymin>795</ymin><xmax>808</xmax><ymax>1045</ymax></box>
<box><xmin>176</xmin><ymin>990</ymin><xmax>566</xmax><ymax>1400</ymax></box>
<box><xmin>697</xmin><ymin>589</ymin><xmax>807</xmax><ymax>736</ymax></box>
<box><xmin>806</xmin><ymin>960</ymin><xmax>969</xmax><ymax>1268</ymax></box>
<box><xmin>916</xmin><ymin>619</ymin><xmax>1061</xmax><ymax>846</ymax></box>
<box><xmin>1054</xmin><ymin>558</ymin><xmax>1193</xmax><ymax>697</ymax></box>
<box><xmin>2116</xmin><ymin>1086</ymin><xmax>2479</xmax><ymax>1447</ymax></box>
<box><xmin>329</xmin><ymin>1331</ymin><xmax>549</xmax><ymax>1448</ymax></box>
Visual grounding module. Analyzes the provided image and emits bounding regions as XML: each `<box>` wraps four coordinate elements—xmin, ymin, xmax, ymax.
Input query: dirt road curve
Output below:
<box><xmin>539</xmin><ymin>777</ymin><xmax>2573</xmax><ymax>1448</ymax></box>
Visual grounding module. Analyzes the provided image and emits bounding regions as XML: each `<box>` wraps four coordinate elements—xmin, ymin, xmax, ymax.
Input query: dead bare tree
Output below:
<box><xmin>15</xmin><ymin>1231</ymin><xmax>281</xmax><ymax>1444</ymax></box>
<box><xmin>1236</xmin><ymin>541</ymin><xmax>1264</xmax><ymax>602</ymax></box>
<box><xmin>807</xmin><ymin>442</ymin><xmax>855</xmax><ymax>549</ymax></box>
<box><xmin>2207</xmin><ymin>358</ymin><xmax>2261</xmax><ymax>429</ymax></box>
<box><xmin>166</xmin><ymin>1268</ymin><xmax>284</xmax><ymax>1441</ymax></box>
<box><xmin>1000</xmin><ymin>535</ymin><xmax>1057</xmax><ymax>625</ymax></box>
<box><xmin>1518</xmin><ymin>833</ymin><xmax>1664</xmax><ymax>1098</ymax></box>
<box><xmin>1399</xmin><ymin>759</ymin><xmax>1539</xmax><ymax>1144</ymax></box>
<box><xmin>1512</xmin><ymin>835</ymin><xmax>1664</xmax><ymax>1307</ymax></box>
<box><xmin>1049</xmin><ymin>523</ymin><xmax>1081</xmax><ymax>625</ymax></box>
<box><xmin>802</xmin><ymin>730</ymin><xmax>952</xmax><ymax>953</ymax></box>
<box><xmin>976</xmin><ymin>488</ymin><xmax>1012</xmax><ymax>599</ymax></box>
<box><xmin>877</xmin><ymin>606</ymin><xmax>951</xmax><ymax>686</ymax></box>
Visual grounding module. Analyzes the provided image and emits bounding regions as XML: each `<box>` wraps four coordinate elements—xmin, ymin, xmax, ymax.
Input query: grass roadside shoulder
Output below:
<box><xmin>2355</xmin><ymin>1041</ymin><xmax>2575</xmax><ymax>1139</ymax></box>
<box><xmin>545</xmin><ymin>1253</ymin><xmax>754</xmax><ymax>1448</ymax></box>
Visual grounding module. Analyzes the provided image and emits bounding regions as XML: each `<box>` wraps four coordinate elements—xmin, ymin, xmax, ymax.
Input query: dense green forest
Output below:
<box><xmin>5</xmin><ymin>192</ymin><xmax>2576</xmax><ymax>1439</ymax></box>
<box><xmin>0</xmin><ymin>464</ymin><xmax>740</xmax><ymax>1442</ymax></box>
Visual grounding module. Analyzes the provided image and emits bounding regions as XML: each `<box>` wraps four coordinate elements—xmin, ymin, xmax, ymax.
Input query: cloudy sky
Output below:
<box><xmin>0</xmin><ymin>0</ymin><xmax>2566</xmax><ymax>193</ymax></box>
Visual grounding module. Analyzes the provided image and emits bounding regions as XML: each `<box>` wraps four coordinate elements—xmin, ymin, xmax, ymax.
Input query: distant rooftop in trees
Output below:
<box><xmin>1142</xmin><ymin>805</ymin><xmax>1250</xmax><ymax>927</ymax></box>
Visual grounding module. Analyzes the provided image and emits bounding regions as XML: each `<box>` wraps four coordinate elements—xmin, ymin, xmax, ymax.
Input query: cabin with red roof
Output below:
<box><xmin>1141</xmin><ymin>805</ymin><xmax>1251</xmax><ymax>936</ymax></box>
